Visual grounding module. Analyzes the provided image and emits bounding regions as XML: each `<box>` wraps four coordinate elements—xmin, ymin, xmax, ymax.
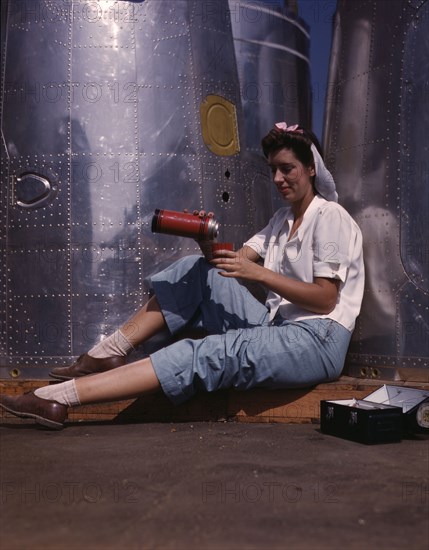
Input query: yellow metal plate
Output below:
<box><xmin>200</xmin><ymin>95</ymin><xmax>240</xmax><ymax>156</ymax></box>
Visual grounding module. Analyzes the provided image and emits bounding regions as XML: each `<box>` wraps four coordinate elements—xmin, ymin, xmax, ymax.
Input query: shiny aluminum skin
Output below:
<box><xmin>229</xmin><ymin>0</ymin><xmax>311</xmax><ymax>148</ymax></box>
<box><xmin>324</xmin><ymin>0</ymin><xmax>429</xmax><ymax>381</ymax></box>
<box><xmin>229</xmin><ymin>0</ymin><xmax>311</xmax><ymax>214</ymax></box>
<box><xmin>0</xmin><ymin>0</ymin><xmax>311</xmax><ymax>378</ymax></box>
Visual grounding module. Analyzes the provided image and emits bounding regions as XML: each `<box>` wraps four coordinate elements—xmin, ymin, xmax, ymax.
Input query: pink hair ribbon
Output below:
<box><xmin>275</xmin><ymin>122</ymin><xmax>303</xmax><ymax>133</ymax></box>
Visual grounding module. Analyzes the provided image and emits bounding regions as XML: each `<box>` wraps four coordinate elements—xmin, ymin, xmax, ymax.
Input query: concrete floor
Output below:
<box><xmin>0</xmin><ymin>420</ymin><xmax>428</xmax><ymax>550</ymax></box>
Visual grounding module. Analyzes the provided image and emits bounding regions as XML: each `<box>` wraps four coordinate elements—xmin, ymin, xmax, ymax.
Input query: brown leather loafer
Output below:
<box><xmin>49</xmin><ymin>353</ymin><xmax>126</xmax><ymax>381</ymax></box>
<box><xmin>0</xmin><ymin>392</ymin><xmax>67</xmax><ymax>430</ymax></box>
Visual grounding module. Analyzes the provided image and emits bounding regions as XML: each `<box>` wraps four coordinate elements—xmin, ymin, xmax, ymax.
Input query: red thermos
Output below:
<box><xmin>151</xmin><ymin>209</ymin><xmax>219</xmax><ymax>240</ymax></box>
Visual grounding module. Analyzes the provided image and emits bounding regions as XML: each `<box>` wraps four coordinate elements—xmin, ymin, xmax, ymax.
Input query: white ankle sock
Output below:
<box><xmin>88</xmin><ymin>329</ymin><xmax>134</xmax><ymax>358</ymax></box>
<box><xmin>35</xmin><ymin>379</ymin><xmax>81</xmax><ymax>407</ymax></box>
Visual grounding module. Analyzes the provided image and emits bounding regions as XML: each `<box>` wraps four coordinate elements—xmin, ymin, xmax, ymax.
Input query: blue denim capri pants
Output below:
<box><xmin>149</xmin><ymin>256</ymin><xmax>351</xmax><ymax>405</ymax></box>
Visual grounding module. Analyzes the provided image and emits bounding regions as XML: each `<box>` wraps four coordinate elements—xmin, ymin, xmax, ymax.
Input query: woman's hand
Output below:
<box><xmin>212</xmin><ymin>247</ymin><xmax>340</xmax><ymax>314</ymax></box>
<box><xmin>210</xmin><ymin>248</ymin><xmax>264</xmax><ymax>281</ymax></box>
<box><xmin>183</xmin><ymin>209</ymin><xmax>216</xmax><ymax>259</ymax></box>
<box><xmin>183</xmin><ymin>208</ymin><xmax>214</xmax><ymax>219</ymax></box>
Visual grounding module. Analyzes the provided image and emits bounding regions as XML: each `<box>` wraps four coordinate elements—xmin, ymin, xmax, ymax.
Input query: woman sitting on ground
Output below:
<box><xmin>0</xmin><ymin>122</ymin><xmax>364</xmax><ymax>429</ymax></box>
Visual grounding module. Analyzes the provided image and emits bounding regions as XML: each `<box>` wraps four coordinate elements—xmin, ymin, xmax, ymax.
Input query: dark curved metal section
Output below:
<box><xmin>324</xmin><ymin>0</ymin><xmax>429</xmax><ymax>381</ymax></box>
<box><xmin>229</xmin><ymin>0</ymin><xmax>311</xmax><ymax>213</ymax></box>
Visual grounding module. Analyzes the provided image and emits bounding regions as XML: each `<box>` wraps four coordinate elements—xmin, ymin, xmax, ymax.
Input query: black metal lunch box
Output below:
<box><xmin>320</xmin><ymin>385</ymin><xmax>429</xmax><ymax>444</ymax></box>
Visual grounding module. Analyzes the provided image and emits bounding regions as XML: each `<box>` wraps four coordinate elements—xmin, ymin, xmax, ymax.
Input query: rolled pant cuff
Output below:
<box><xmin>150</xmin><ymin>347</ymin><xmax>191</xmax><ymax>405</ymax></box>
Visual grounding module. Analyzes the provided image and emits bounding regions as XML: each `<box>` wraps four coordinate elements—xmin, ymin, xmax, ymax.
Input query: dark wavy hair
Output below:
<box><xmin>261</xmin><ymin>125</ymin><xmax>323</xmax><ymax>168</ymax></box>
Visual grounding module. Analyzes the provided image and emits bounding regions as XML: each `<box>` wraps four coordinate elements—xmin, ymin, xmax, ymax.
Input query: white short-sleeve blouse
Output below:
<box><xmin>244</xmin><ymin>195</ymin><xmax>365</xmax><ymax>331</ymax></box>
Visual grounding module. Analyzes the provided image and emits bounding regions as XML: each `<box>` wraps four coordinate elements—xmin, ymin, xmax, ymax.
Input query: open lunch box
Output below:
<box><xmin>320</xmin><ymin>385</ymin><xmax>429</xmax><ymax>444</ymax></box>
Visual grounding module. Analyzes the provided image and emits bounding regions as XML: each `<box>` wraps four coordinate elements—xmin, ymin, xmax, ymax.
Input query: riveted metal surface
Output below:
<box><xmin>1</xmin><ymin>0</ymin><xmax>311</xmax><ymax>378</ymax></box>
<box><xmin>228</xmin><ymin>0</ymin><xmax>311</xmax><ymax>152</ymax></box>
<box><xmin>324</xmin><ymin>0</ymin><xmax>429</xmax><ymax>381</ymax></box>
